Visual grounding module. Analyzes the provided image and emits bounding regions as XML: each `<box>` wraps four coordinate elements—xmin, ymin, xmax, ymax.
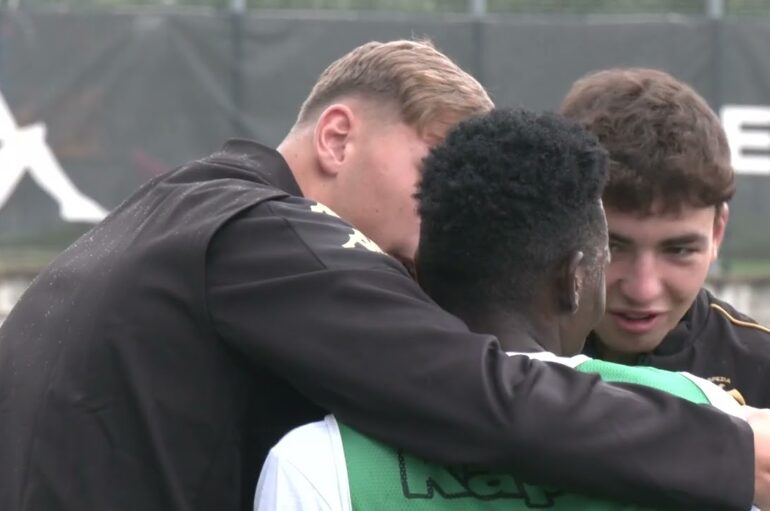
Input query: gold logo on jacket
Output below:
<box><xmin>708</xmin><ymin>376</ymin><xmax>747</xmax><ymax>406</ymax></box>
<box><xmin>310</xmin><ymin>202</ymin><xmax>383</xmax><ymax>254</ymax></box>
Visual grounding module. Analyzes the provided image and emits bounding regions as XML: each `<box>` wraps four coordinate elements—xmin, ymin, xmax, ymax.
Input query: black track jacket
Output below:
<box><xmin>0</xmin><ymin>140</ymin><xmax>755</xmax><ymax>511</ymax></box>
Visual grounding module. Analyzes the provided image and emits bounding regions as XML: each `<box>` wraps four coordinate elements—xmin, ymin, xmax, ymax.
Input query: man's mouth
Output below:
<box><xmin>610</xmin><ymin>311</ymin><xmax>662</xmax><ymax>333</ymax></box>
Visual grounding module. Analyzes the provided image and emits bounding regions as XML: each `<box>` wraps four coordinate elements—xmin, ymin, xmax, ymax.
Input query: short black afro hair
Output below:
<box><xmin>416</xmin><ymin>107</ymin><xmax>608</xmax><ymax>315</ymax></box>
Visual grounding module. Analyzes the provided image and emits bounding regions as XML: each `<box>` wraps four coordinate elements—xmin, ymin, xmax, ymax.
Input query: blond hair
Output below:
<box><xmin>296</xmin><ymin>39</ymin><xmax>493</xmax><ymax>135</ymax></box>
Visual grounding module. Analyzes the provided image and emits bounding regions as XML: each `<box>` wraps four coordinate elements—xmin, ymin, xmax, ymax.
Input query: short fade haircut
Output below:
<box><xmin>416</xmin><ymin>108</ymin><xmax>608</xmax><ymax>316</ymax></box>
<box><xmin>560</xmin><ymin>68</ymin><xmax>734</xmax><ymax>215</ymax></box>
<box><xmin>296</xmin><ymin>39</ymin><xmax>494</xmax><ymax>135</ymax></box>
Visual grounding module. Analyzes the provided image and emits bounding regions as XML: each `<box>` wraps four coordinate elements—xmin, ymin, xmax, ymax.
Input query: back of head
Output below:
<box><xmin>295</xmin><ymin>39</ymin><xmax>494</xmax><ymax>135</ymax></box>
<box><xmin>416</xmin><ymin>108</ymin><xmax>608</xmax><ymax>319</ymax></box>
<box><xmin>560</xmin><ymin>68</ymin><xmax>734</xmax><ymax>215</ymax></box>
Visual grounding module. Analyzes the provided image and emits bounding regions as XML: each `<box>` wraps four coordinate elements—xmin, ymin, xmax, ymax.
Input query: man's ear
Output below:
<box><xmin>313</xmin><ymin>104</ymin><xmax>356</xmax><ymax>177</ymax></box>
<box><xmin>711</xmin><ymin>203</ymin><xmax>730</xmax><ymax>261</ymax></box>
<box><xmin>556</xmin><ymin>251</ymin><xmax>584</xmax><ymax>314</ymax></box>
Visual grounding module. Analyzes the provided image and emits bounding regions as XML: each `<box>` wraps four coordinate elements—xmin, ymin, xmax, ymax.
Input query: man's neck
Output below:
<box><xmin>276</xmin><ymin>129</ymin><xmax>314</xmax><ymax>199</ymax></box>
<box><xmin>465</xmin><ymin>309</ymin><xmax>561</xmax><ymax>354</ymax></box>
<box><xmin>498</xmin><ymin>333</ymin><xmax>544</xmax><ymax>353</ymax></box>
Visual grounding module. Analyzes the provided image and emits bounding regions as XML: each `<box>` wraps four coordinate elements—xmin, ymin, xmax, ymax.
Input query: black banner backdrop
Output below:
<box><xmin>0</xmin><ymin>10</ymin><xmax>768</xmax><ymax>268</ymax></box>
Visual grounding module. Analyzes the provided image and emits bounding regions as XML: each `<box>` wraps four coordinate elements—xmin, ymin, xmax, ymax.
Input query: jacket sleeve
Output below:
<box><xmin>206</xmin><ymin>198</ymin><xmax>754</xmax><ymax>511</ymax></box>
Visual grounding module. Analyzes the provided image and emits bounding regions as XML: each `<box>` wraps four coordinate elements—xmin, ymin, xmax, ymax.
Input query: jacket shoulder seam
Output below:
<box><xmin>263</xmin><ymin>201</ymin><xmax>331</xmax><ymax>271</ymax></box>
<box><xmin>709</xmin><ymin>303</ymin><xmax>770</xmax><ymax>335</ymax></box>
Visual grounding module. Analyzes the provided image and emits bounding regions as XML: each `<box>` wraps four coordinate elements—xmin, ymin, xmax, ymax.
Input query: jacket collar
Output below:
<box><xmin>218</xmin><ymin>139</ymin><xmax>303</xmax><ymax>197</ymax></box>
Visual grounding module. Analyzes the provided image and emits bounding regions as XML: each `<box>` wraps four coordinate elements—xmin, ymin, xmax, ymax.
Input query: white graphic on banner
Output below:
<box><xmin>0</xmin><ymin>91</ymin><xmax>107</xmax><ymax>223</ymax></box>
<box><xmin>721</xmin><ymin>104</ymin><xmax>770</xmax><ymax>175</ymax></box>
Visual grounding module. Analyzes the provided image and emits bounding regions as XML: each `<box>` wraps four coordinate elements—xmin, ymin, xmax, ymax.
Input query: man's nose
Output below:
<box><xmin>618</xmin><ymin>252</ymin><xmax>663</xmax><ymax>305</ymax></box>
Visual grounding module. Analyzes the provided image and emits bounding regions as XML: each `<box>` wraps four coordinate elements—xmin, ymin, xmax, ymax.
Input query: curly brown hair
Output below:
<box><xmin>560</xmin><ymin>68</ymin><xmax>734</xmax><ymax>215</ymax></box>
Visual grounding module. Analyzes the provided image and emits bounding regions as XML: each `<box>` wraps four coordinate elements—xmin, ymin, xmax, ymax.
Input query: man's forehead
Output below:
<box><xmin>605</xmin><ymin>200</ymin><xmax>717</xmax><ymax>222</ymax></box>
<box><xmin>422</xmin><ymin>130</ymin><xmax>445</xmax><ymax>147</ymax></box>
<box><xmin>606</xmin><ymin>202</ymin><xmax>717</xmax><ymax>237</ymax></box>
<box><xmin>605</xmin><ymin>192</ymin><xmax>722</xmax><ymax>217</ymax></box>
<box><xmin>420</xmin><ymin>120</ymin><xmax>455</xmax><ymax>146</ymax></box>
<box><xmin>421</xmin><ymin>110</ymin><xmax>487</xmax><ymax>145</ymax></box>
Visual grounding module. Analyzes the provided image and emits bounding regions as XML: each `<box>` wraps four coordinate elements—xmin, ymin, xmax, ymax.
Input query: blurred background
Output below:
<box><xmin>0</xmin><ymin>0</ymin><xmax>769</xmax><ymax>323</ymax></box>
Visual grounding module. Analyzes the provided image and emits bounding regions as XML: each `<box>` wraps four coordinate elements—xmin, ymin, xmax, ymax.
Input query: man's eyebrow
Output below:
<box><xmin>608</xmin><ymin>232</ymin><xmax>709</xmax><ymax>246</ymax></box>
<box><xmin>659</xmin><ymin>233</ymin><xmax>709</xmax><ymax>246</ymax></box>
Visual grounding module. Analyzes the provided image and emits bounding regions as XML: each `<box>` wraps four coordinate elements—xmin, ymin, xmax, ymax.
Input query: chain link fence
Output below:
<box><xmin>3</xmin><ymin>0</ymin><xmax>769</xmax><ymax>16</ymax></box>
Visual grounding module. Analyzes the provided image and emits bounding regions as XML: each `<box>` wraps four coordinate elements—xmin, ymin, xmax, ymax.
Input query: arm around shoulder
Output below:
<box><xmin>208</xmin><ymin>198</ymin><xmax>755</xmax><ymax>511</ymax></box>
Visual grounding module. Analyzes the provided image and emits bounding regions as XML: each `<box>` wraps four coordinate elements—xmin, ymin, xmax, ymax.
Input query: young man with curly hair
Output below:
<box><xmin>561</xmin><ymin>68</ymin><xmax>770</xmax><ymax>408</ymax></box>
<box><xmin>254</xmin><ymin>107</ymin><xmax>753</xmax><ymax>511</ymax></box>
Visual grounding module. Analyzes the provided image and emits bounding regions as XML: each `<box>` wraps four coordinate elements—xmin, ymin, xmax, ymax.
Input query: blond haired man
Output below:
<box><xmin>0</xmin><ymin>40</ymin><xmax>767</xmax><ymax>511</ymax></box>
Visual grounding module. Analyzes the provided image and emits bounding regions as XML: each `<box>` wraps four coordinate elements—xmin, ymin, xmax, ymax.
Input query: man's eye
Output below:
<box><xmin>666</xmin><ymin>246</ymin><xmax>697</xmax><ymax>257</ymax></box>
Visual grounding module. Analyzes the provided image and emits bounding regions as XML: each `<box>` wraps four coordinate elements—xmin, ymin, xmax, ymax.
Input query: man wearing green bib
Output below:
<box><xmin>254</xmin><ymin>108</ymin><xmax>752</xmax><ymax>511</ymax></box>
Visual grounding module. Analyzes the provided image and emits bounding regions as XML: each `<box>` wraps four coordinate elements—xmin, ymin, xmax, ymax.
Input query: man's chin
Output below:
<box><xmin>387</xmin><ymin>242</ymin><xmax>418</xmax><ymax>279</ymax></box>
<box><xmin>613</xmin><ymin>334</ymin><xmax>665</xmax><ymax>356</ymax></box>
<box><xmin>594</xmin><ymin>328</ymin><xmax>665</xmax><ymax>360</ymax></box>
<box><xmin>393</xmin><ymin>254</ymin><xmax>417</xmax><ymax>279</ymax></box>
